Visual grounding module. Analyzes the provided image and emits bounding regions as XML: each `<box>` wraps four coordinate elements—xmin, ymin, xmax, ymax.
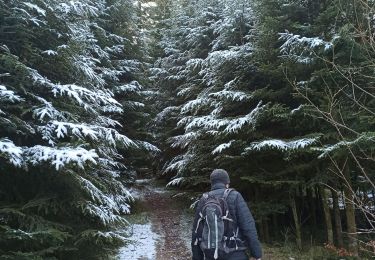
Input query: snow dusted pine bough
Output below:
<box><xmin>0</xmin><ymin>1</ymin><xmax>159</xmax><ymax>257</ymax></box>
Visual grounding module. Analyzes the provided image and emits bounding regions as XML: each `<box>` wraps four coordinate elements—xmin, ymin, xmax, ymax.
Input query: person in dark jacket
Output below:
<box><xmin>191</xmin><ymin>169</ymin><xmax>262</xmax><ymax>260</ymax></box>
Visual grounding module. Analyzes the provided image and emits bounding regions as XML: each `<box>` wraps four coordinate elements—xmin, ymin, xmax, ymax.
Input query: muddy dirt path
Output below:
<box><xmin>118</xmin><ymin>179</ymin><xmax>279</xmax><ymax>260</ymax></box>
<box><xmin>144</xmin><ymin>183</ymin><xmax>191</xmax><ymax>259</ymax></box>
<box><xmin>118</xmin><ymin>179</ymin><xmax>192</xmax><ymax>260</ymax></box>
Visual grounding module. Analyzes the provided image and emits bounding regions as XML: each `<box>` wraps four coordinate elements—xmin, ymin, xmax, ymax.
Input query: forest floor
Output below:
<box><xmin>116</xmin><ymin>178</ymin><xmax>191</xmax><ymax>260</ymax></box>
<box><xmin>115</xmin><ymin>179</ymin><xmax>342</xmax><ymax>260</ymax></box>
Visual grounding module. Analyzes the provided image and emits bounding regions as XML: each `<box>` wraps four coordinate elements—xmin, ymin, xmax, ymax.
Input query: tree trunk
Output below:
<box><xmin>308</xmin><ymin>187</ymin><xmax>317</xmax><ymax>228</ymax></box>
<box><xmin>263</xmin><ymin>218</ymin><xmax>270</xmax><ymax>243</ymax></box>
<box><xmin>315</xmin><ymin>186</ymin><xmax>323</xmax><ymax>222</ymax></box>
<box><xmin>272</xmin><ymin>213</ymin><xmax>278</xmax><ymax>238</ymax></box>
<box><xmin>290</xmin><ymin>194</ymin><xmax>302</xmax><ymax>249</ymax></box>
<box><xmin>343</xmin><ymin>165</ymin><xmax>358</xmax><ymax>256</ymax></box>
<box><xmin>319</xmin><ymin>185</ymin><xmax>334</xmax><ymax>245</ymax></box>
<box><xmin>331</xmin><ymin>186</ymin><xmax>344</xmax><ymax>248</ymax></box>
<box><xmin>254</xmin><ymin>187</ymin><xmax>263</xmax><ymax>241</ymax></box>
<box><xmin>258</xmin><ymin>220</ymin><xmax>264</xmax><ymax>241</ymax></box>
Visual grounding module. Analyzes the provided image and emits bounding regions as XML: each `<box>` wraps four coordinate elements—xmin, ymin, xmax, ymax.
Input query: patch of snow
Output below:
<box><xmin>0</xmin><ymin>138</ymin><xmax>23</xmax><ymax>167</ymax></box>
<box><xmin>169</xmin><ymin>132</ymin><xmax>199</xmax><ymax>149</ymax></box>
<box><xmin>291</xmin><ymin>105</ymin><xmax>303</xmax><ymax>114</ymax></box>
<box><xmin>224</xmin><ymin>78</ymin><xmax>238</xmax><ymax>89</ymax></box>
<box><xmin>117</xmin><ymin>223</ymin><xmax>159</xmax><ymax>260</ymax></box>
<box><xmin>82</xmin><ymin>202</ymin><xmax>125</xmax><ymax>225</ymax></box>
<box><xmin>0</xmin><ymin>85</ymin><xmax>23</xmax><ymax>103</ymax></box>
<box><xmin>24</xmin><ymin>145</ymin><xmax>98</xmax><ymax>170</ymax></box>
<box><xmin>209</xmin><ymin>90</ymin><xmax>251</xmax><ymax>102</ymax></box>
<box><xmin>115</xmin><ymin>81</ymin><xmax>142</xmax><ymax>93</ymax></box>
<box><xmin>28</xmin><ymin>68</ymin><xmax>121</xmax><ymax>110</ymax></box>
<box><xmin>164</xmin><ymin>155</ymin><xmax>192</xmax><ymax>174</ymax></box>
<box><xmin>123</xmin><ymin>101</ymin><xmax>145</xmax><ymax>109</ymax></box>
<box><xmin>154</xmin><ymin>106</ymin><xmax>179</xmax><ymax>123</ymax></box>
<box><xmin>41</xmin><ymin>50</ymin><xmax>58</xmax><ymax>56</ymax></box>
<box><xmin>135</xmin><ymin>179</ymin><xmax>153</xmax><ymax>184</ymax></box>
<box><xmin>179</xmin><ymin>209</ymin><xmax>193</xmax><ymax>253</ymax></box>
<box><xmin>57</xmin><ymin>44</ymin><xmax>69</xmax><ymax>49</ymax></box>
<box><xmin>128</xmin><ymin>188</ymin><xmax>142</xmax><ymax>200</ymax></box>
<box><xmin>29</xmin><ymin>17</ymin><xmax>45</xmax><ymax>27</ymax></box>
<box><xmin>181</xmin><ymin>97</ymin><xmax>212</xmax><ymax>114</ymax></box>
<box><xmin>167</xmin><ymin>177</ymin><xmax>184</xmax><ymax>187</ymax></box>
<box><xmin>314</xmin><ymin>134</ymin><xmax>375</xmax><ymax>159</ymax></box>
<box><xmin>33</xmin><ymin>96</ymin><xmax>65</xmax><ymax>121</ymax></box>
<box><xmin>23</xmin><ymin>2</ymin><xmax>46</xmax><ymax>16</ymax></box>
<box><xmin>279</xmin><ymin>32</ymin><xmax>334</xmax><ymax>53</ymax></box>
<box><xmin>224</xmin><ymin>101</ymin><xmax>266</xmax><ymax>133</ymax></box>
<box><xmin>212</xmin><ymin>140</ymin><xmax>234</xmax><ymax>155</ymax></box>
<box><xmin>327</xmin><ymin>195</ymin><xmax>345</xmax><ymax>210</ymax></box>
<box><xmin>279</xmin><ymin>32</ymin><xmax>336</xmax><ymax>64</ymax></box>
<box><xmin>186</xmin><ymin>58</ymin><xmax>203</xmax><ymax>70</ymax></box>
<box><xmin>140</xmin><ymin>2</ymin><xmax>157</xmax><ymax>8</ymax></box>
<box><xmin>246</xmin><ymin>137</ymin><xmax>318</xmax><ymax>152</ymax></box>
<box><xmin>184</xmin><ymin>115</ymin><xmax>229</xmax><ymax>131</ymax></box>
<box><xmin>48</xmin><ymin>121</ymin><xmax>136</xmax><ymax>148</ymax></box>
<box><xmin>138</xmin><ymin>141</ymin><xmax>160</xmax><ymax>153</ymax></box>
<box><xmin>206</xmin><ymin>49</ymin><xmax>241</xmax><ymax>68</ymax></box>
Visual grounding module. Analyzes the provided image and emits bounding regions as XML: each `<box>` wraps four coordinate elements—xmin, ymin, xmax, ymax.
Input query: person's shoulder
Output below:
<box><xmin>228</xmin><ymin>188</ymin><xmax>240</xmax><ymax>194</ymax></box>
<box><xmin>228</xmin><ymin>188</ymin><xmax>241</xmax><ymax>200</ymax></box>
<box><xmin>198</xmin><ymin>191</ymin><xmax>210</xmax><ymax>203</ymax></box>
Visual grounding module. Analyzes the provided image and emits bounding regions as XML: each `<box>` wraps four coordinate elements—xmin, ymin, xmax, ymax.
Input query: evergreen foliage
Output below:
<box><xmin>0</xmin><ymin>0</ymin><xmax>156</xmax><ymax>258</ymax></box>
<box><xmin>153</xmin><ymin>0</ymin><xmax>375</xmax><ymax>255</ymax></box>
<box><xmin>1</xmin><ymin>0</ymin><xmax>375</xmax><ymax>258</ymax></box>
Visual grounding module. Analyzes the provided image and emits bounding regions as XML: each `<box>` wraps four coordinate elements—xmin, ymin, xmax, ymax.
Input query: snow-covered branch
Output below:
<box><xmin>245</xmin><ymin>137</ymin><xmax>319</xmax><ymax>153</ymax></box>
<box><xmin>49</xmin><ymin>121</ymin><xmax>136</xmax><ymax>147</ymax></box>
<box><xmin>25</xmin><ymin>145</ymin><xmax>98</xmax><ymax>170</ymax></box>
<box><xmin>0</xmin><ymin>138</ymin><xmax>23</xmax><ymax>167</ymax></box>
<box><xmin>279</xmin><ymin>32</ymin><xmax>337</xmax><ymax>63</ymax></box>
<box><xmin>212</xmin><ymin>140</ymin><xmax>235</xmax><ymax>155</ymax></box>
<box><xmin>0</xmin><ymin>85</ymin><xmax>23</xmax><ymax>103</ymax></box>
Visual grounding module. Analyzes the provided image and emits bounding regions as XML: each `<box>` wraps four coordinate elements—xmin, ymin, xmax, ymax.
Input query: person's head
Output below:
<box><xmin>210</xmin><ymin>169</ymin><xmax>230</xmax><ymax>188</ymax></box>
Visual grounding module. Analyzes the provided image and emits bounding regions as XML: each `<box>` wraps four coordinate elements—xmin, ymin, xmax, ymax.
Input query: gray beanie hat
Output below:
<box><xmin>210</xmin><ymin>169</ymin><xmax>230</xmax><ymax>185</ymax></box>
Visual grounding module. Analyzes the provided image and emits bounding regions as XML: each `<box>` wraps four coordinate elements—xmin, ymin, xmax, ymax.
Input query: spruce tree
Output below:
<box><xmin>0</xmin><ymin>0</ymin><xmax>155</xmax><ymax>258</ymax></box>
<box><xmin>277</xmin><ymin>0</ymin><xmax>375</xmax><ymax>254</ymax></box>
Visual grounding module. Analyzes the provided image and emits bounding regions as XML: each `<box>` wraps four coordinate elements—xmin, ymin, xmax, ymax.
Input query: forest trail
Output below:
<box><xmin>117</xmin><ymin>179</ymin><xmax>192</xmax><ymax>260</ymax></box>
<box><xmin>117</xmin><ymin>179</ymin><xmax>281</xmax><ymax>260</ymax></box>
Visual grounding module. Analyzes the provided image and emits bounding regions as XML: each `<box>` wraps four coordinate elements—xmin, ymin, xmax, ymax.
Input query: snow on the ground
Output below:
<box><xmin>179</xmin><ymin>209</ymin><xmax>193</xmax><ymax>252</ymax></box>
<box><xmin>130</xmin><ymin>179</ymin><xmax>168</xmax><ymax>200</ymax></box>
<box><xmin>153</xmin><ymin>186</ymin><xmax>169</xmax><ymax>194</ymax></box>
<box><xmin>117</xmin><ymin>223</ymin><xmax>159</xmax><ymax>260</ymax></box>
<box><xmin>128</xmin><ymin>187</ymin><xmax>143</xmax><ymax>200</ymax></box>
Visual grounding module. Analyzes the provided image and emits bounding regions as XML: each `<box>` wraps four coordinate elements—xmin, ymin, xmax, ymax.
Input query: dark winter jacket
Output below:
<box><xmin>191</xmin><ymin>183</ymin><xmax>262</xmax><ymax>260</ymax></box>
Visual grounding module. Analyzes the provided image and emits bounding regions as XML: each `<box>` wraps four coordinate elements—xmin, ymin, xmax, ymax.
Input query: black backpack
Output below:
<box><xmin>193</xmin><ymin>188</ymin><xmax>245</xmax><ymax>259</ymax></box>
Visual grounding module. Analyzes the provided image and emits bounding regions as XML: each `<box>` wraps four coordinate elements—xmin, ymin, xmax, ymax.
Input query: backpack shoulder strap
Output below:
<box><xmin>202</xmin><ymin>192</ymin><xmax>210</xmax><ymax>199</ymax></box>
<box><xmin>223</xmin><ymin>188</ymin><xmax>234</xmax><ymax>201</ymax></box>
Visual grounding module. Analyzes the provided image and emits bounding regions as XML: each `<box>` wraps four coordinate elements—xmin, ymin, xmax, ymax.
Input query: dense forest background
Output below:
<box><xmin>1</xmin><ymin>0</ymin><xmax>375</xmax><ymax>259</ymax></box>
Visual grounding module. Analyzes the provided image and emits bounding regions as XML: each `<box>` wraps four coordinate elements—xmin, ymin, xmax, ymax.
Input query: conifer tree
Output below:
<box><xmin>0</xmin><ymin>0</ymin><xmax>155</xmax><ymax>258</ymax></box>
<box><xmin>275</xmin><ymin>0</ymin><xmax>375</xmax><ymax>254</ymax></box>
<box><xmin>152</xmin><ymin>1</ymin><xmax>375</xmax><ymax>253</ymax></box>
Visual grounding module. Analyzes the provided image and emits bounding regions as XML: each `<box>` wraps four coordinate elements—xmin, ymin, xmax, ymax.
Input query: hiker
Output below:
<box><xmin>191</xmin><ymin>169</ymin><xmax>262</xmax><ymax>260</ymax></box>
